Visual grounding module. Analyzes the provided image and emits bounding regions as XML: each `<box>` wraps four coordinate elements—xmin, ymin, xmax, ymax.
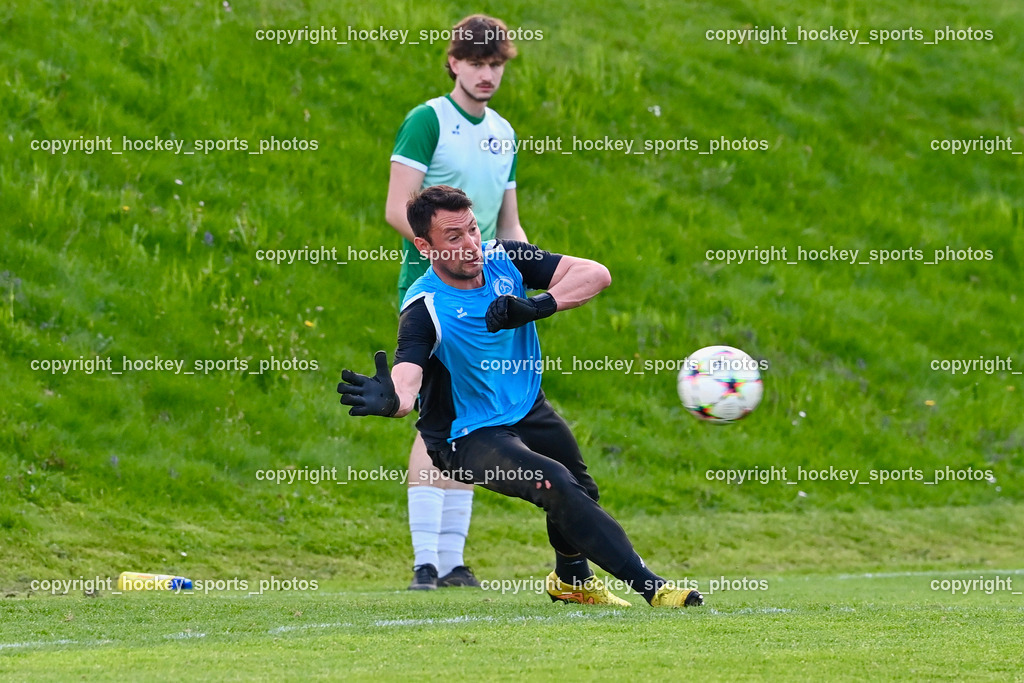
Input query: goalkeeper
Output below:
<box><xmin>338</xmin><ymin>185</ymin><xmax>702</xmax><ymax>608</ymax></box>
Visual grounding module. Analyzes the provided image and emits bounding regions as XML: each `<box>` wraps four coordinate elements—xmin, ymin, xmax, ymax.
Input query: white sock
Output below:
<box><xmin>437</xmin><ymin>489</ymin><xmax>474</xmax><ymax>576</ymax></box>
<box><xmin>408</xmin><ymin>486</ymin><xmax>445</xmax><ymax>569</ymax></box>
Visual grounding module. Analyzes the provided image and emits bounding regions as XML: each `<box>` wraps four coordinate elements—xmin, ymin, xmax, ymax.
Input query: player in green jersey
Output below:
<box><xmin>384</xmin><ymin>14</ymin><xmax>528</xmax><ymax>590</ymax></box>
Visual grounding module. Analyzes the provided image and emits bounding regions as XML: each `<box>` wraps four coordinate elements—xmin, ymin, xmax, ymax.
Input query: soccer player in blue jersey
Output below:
<box><xmin>385</xmin><ymin>14</ymin><xmax>527</xmax><ymax>591</ymax></box>
<box><xmin>338</xmin><ymin>185</ymin><xmax>703</xmax><ymax>608</ymax></box>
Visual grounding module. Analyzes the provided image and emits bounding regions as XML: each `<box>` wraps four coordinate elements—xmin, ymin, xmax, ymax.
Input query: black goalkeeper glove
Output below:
<box><xmin>485</xmin><ymin>293</ymin><xmax>558</xmax><ymax>333</ymax></box>
<box><xmin>337</xmin><ymin>350</ymin><xmax>400</xmax><ymax>417</ymax></box>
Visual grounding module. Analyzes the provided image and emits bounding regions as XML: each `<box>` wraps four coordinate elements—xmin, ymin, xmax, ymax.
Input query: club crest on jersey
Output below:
<box><xmin>492</xmin><ymin>276</ymin><xmax>515</xmax><ymax>297</ymax></box>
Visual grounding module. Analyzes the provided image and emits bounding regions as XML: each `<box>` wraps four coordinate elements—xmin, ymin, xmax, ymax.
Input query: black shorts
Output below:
<box><xmin>428</xmin><ymin>390</ymin><xmax>599</xmax><ymax>503</ymax></box>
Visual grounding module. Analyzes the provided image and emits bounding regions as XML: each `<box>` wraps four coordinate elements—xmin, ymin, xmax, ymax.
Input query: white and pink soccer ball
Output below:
<box><xmin>677</xmin><ymin>345</ymin><xmax>763</xmax><ymax>423</ymax></box>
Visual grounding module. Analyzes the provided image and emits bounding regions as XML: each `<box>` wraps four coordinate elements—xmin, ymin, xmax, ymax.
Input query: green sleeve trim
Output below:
<box><xmin>392</xmin><ymin>104</ymin><xmax>439</xmax><ymax>169</ymax></box>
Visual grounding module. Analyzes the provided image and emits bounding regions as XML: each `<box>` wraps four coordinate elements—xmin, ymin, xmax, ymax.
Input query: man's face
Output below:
<box><xmin>449</xmin><ymin>56</ymin><xmax>506</xmax><ymax>102</ymax></box>
<box><xmin>414</xmin><ymin>208</ymin><xmax>484</xmax><ymax>282</ymax></box>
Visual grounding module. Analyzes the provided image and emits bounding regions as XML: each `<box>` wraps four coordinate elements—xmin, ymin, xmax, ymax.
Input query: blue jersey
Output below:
<box><xmin>396</xmin><ymin>240</ymin><xmax>562</xmax><ymax>450</ymax></box>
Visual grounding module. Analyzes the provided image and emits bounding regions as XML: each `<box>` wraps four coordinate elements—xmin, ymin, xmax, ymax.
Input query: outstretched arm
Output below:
<box><xmin>337</xmin><ymin>351</ymin><xmax>400</xmax><ymax>417</ymax></box>
<box><xmin>336</xmin><ymin>357</ymin><xmax>423</xmax><ymax>419</ymax></box>
<box><xmin>390</xmin><ymin>361</ymin><xmax>423</xmax><ymax>418</ymax></box>
<box><xmin>337</xmin><ymin>353</ymin><xmax>426</xmax><ymax>419</ymax></box>
<box><xmin>338</xmin><ymin>298</ymin><xmax>435</xmax><ymax>417</ymax></box>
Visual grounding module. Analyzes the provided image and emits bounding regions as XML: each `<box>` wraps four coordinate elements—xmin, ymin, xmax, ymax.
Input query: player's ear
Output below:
<box><xmin>413</xmin><ymin>235</ymin><xmax>432</xmax><ymax>260</ymax></box>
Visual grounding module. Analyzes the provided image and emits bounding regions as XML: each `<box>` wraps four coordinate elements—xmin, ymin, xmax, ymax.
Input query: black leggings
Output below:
<box><xmin>430</xmin><ymin>392</ymin><xmax>641</xmax><ymax>577</ymax></box>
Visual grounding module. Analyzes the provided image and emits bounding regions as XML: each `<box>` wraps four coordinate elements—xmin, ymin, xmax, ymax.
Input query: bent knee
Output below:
<box><xmin>532</xmin><ymin>469</ymin><xmax>596</xmax><ymax>504</ymax></box>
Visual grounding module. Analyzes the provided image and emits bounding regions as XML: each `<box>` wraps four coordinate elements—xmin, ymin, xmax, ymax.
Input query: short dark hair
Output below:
<box><xmin>445</xmin><ymin>14</ymin><xmax>518</xmax><ymax>80</ymax></box>
<box><xmin>406</xmin><ymin>185</ymin><xmax>474</xmax><ymax>240</ymax></box>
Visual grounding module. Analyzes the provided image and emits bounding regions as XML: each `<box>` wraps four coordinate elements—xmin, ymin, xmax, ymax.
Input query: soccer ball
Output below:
<box><xmin>677</xmin><ymin>345</ymin><xmax>763</xmax><ymax>423</ymax></box>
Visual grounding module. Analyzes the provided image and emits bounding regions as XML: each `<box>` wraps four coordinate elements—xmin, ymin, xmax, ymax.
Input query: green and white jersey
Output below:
<box><xmin>391</xmin><ymin>94</ymin><xmax>518</xmax><ymax>292</ymax></box>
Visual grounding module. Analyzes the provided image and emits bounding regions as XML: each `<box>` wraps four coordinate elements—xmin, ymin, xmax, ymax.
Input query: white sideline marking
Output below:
<box><xmin>370</xmin><ymin>611</ymin><xmax>614</xmax><ymax>628</ymax></box>
<box><xmin>838</xmin><ymin>568</ymin><xmax>1024</xmax><ymax>580</ymax></box>
<box><xmin>0</xmin><ymin>639</ymin><xmax>77</xmax><ymax>650</ymax></box>
<box><xmin>374</xmin><ymin>615</ymin><xmax>496</xmax><ymax>627</ymax></box>
<box><xmin>269</xmin><ymin>622</ymin><xmax>352</xmax><ymax>635</ymax></box>
<box><xmin>0</xmin><ymin>638</ymin><xmax>112</xmax><ymax>651</ymax></box>
<box><xmin>707</xmin><ymin>607</ymin><xmax>793</xmax><ymax>616</ymax></box>
<box><xmin>164</xmin><ymin>632</ymin><xmax>206</xmax><ymax>640</ymax></box>
<box><xmin>266</xmin><ymin>610</ymin><xmax>613</xmax><ymax>635</ymax></box>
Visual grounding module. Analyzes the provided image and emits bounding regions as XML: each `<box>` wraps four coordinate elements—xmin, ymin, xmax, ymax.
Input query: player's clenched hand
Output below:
<box><xmin>337</xmin><ymin>350</ymin><xmax>400</xmax><ymax>417</ymax></box>
<box><xmin>485</xmin><ymin>293</ymin><xmax>557</xmax><ymax>333</ymax></box>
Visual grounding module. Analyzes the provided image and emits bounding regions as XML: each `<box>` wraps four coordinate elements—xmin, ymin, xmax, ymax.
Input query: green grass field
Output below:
<box><xmin>2</xmin><ymin>0</ymin><xmax>1024</xmax><ymax>678</ymax></box>
<box><xmin>4</xmin><ymin>569</ymin><xmax>1023</xmax><ymax>680</ymax></box>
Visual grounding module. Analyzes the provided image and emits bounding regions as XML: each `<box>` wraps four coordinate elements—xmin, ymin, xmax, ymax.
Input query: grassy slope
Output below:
<box><xmin>1</xmin><ymin>0</ymin><xmax>1023</xmax><ymax>588</ymax></box>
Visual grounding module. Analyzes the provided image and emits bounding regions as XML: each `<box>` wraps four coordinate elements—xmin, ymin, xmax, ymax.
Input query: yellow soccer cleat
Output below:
<box><xmin>650</xmin><ymin>583</ymin><xmax>704</xmax><ymax>607</ymax></box>
<box><xmin>545</xmin><ymin>571</ymin><xmax>632</xmax><ymax>607</ymax></box>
